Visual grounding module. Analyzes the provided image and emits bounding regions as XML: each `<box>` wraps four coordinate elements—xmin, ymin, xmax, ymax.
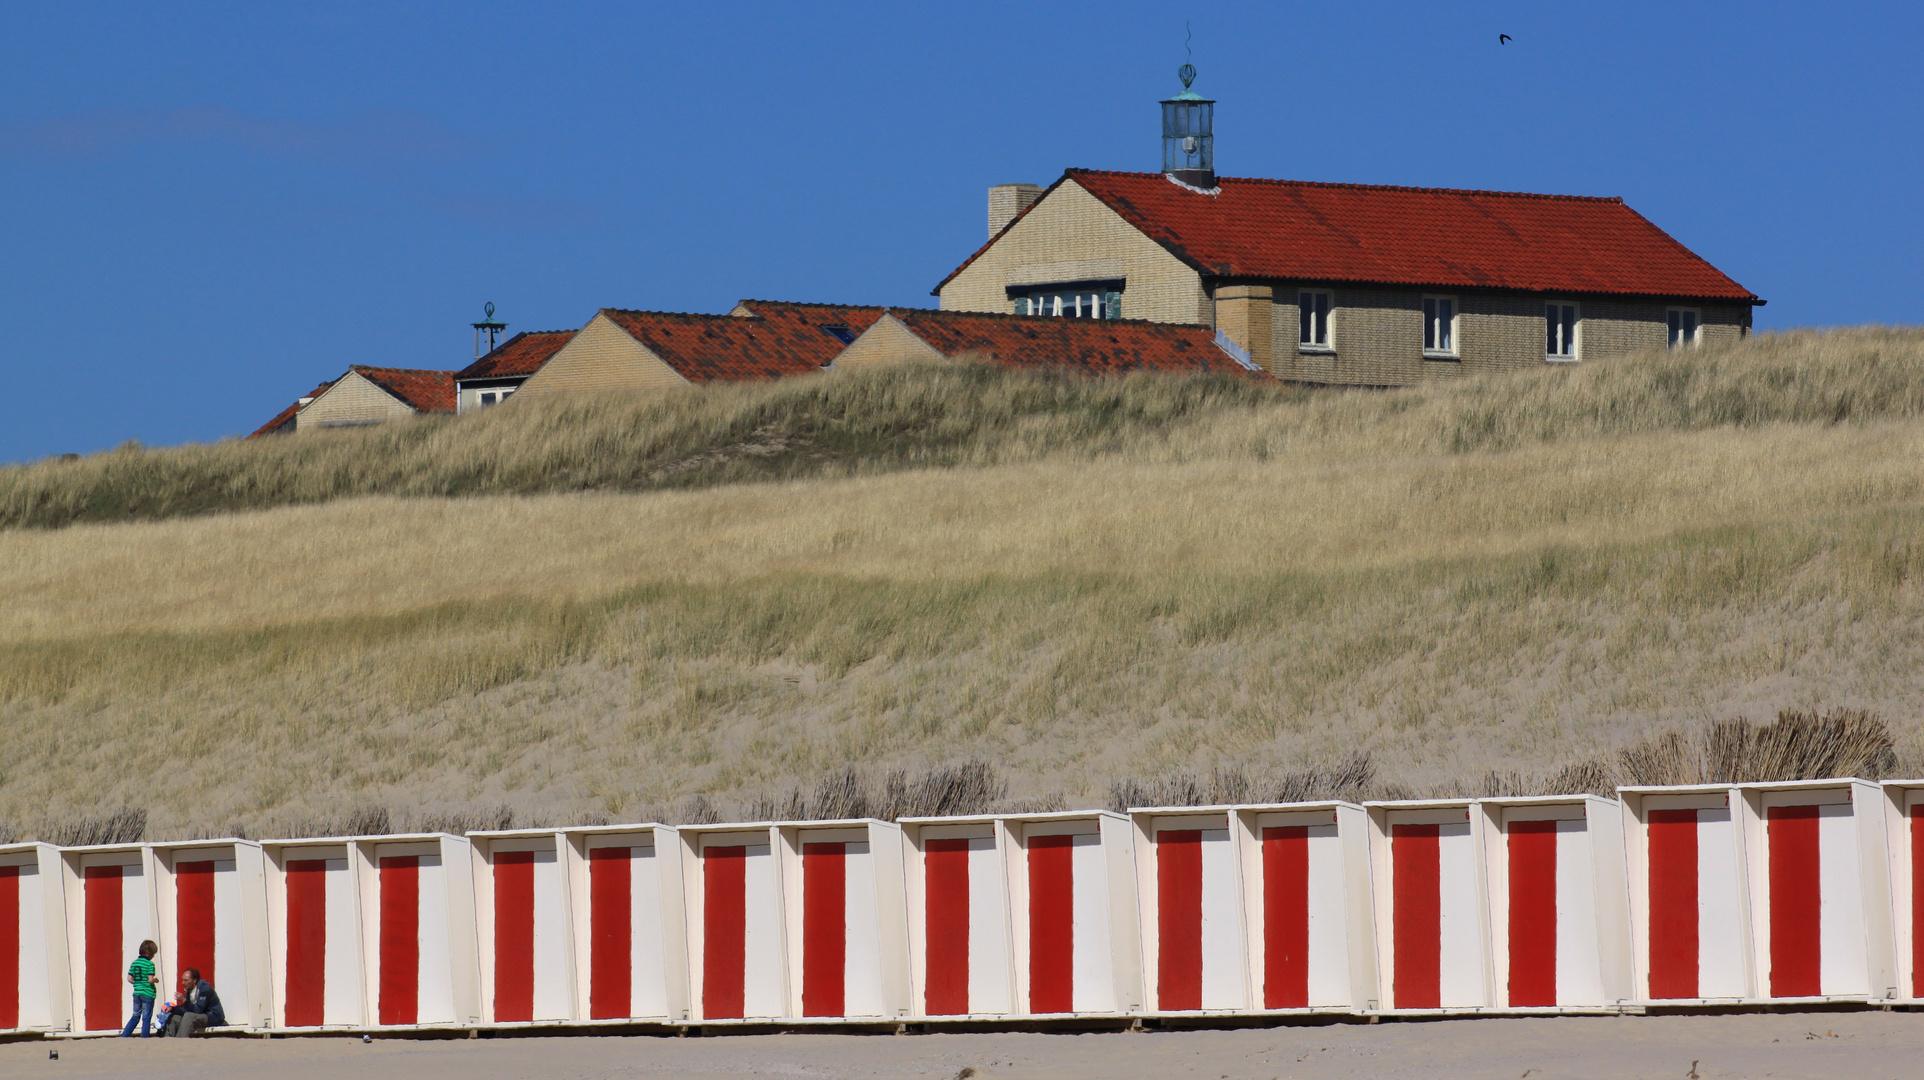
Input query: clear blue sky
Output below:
<box><xmin>1</xmin><ymin>1</ymin><xmax>1918</xmax><ymax>463</ymax></box>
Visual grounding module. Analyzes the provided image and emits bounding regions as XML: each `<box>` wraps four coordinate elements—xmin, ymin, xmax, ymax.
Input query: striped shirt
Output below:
<box><xmin>128</xmin><ymin>956</ymin><xmax>156</xmax><ymax>997</ymax></box>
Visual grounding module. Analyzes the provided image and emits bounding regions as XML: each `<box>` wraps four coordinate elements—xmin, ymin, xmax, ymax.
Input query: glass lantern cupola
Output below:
<box><xmin>1161</xmin><ymin>63</ymin><xmax>1215</xmax><ymax>190</ymax></box>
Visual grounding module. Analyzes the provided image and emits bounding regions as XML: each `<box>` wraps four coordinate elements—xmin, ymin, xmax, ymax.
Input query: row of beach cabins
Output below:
<box><xmin>2</xmin><ymin>777</ymin><xmax>1924</xmax><ymax>1036</ymax></box>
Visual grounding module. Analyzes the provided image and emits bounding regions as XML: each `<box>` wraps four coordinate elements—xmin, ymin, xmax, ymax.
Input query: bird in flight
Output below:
<box><xmin>1499</xmin><ymin>33</ymin><xmax>1512</xmax><ymax>44</ymax></box>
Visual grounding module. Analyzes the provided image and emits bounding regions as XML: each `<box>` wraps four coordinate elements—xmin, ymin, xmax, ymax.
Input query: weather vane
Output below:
<box><xmin>472</xmin><ymin>301</ymin><xmax>508</xmax><ymax>359</ymax></box>
<box><xmin>1179</xmin><ymin>22</ymin><xmax>1196</xmax><ymax>89</ymax></box>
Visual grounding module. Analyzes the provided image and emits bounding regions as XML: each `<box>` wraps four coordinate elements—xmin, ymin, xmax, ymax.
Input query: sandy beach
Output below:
<box><xmin>3</xmin><ymin>1012</ymin><xmax>1914</xmax><ymax>1080</ymax></box>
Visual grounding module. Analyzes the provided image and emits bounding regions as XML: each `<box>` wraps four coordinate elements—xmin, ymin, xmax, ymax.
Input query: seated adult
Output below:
<box><xmin>161</xmin><ymin>968</ymin><xmax>225</xmax><ymax>1037</ymax></box>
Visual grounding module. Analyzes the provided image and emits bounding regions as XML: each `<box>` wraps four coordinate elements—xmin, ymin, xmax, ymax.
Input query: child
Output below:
<box><xmin>153</xmin><ymin>971</ymin><xmax>189</xmax><ymax>1036</ymax></box>
<box><xmin>119</xmin><ymin>940</ymin><xmax>159</xmax><ymax>1037</ymax></box>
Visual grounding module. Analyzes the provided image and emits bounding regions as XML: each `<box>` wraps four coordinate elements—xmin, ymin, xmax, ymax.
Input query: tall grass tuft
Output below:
<box><xmin>417</xmin><ymin>805</ymin><xmax>516</xmax><ymax>836</ymax></box>
<box><xmin>1613</xmin><ymin>708</ymin><xmax>1896</xmax><ymax>786</ymax></box>
<box><xmin>1108</xmin><ymin>753</ymin><xmax>1379</xmax><ymax>810</ymax></box>
<box><xmin>738</xmin><ymin>761</ymin><xmax>1009</xmax><ymax>822</ymax></box>
<box><xmin>39</xmin><ymin>807</ymin><xmax>146</xmax><ymax>846</ymax></box>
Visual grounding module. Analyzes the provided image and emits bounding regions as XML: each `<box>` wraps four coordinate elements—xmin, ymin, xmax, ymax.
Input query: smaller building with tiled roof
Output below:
<box><xmin>453</xmin><ymin>330</ymin><xmax>578</xmax><ymax>412</ymax></box>
<box><xmin>293</xmin><ymin>365</ymin><xmax>456</xmax><ymax>431</ymax></box>
<box><xmin>511</xmin><ymin>301</ymin><xmax>887</xmax><ymax>400</ymax></box>
<box><xmin>835</xmin><ymin>308</ymin><xmax>1264</xmax><ymax>378</ymax></box>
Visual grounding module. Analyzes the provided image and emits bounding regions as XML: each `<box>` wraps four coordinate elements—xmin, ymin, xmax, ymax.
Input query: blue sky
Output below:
<box><xmin>1</xmin><ymin>1</ymin><xmax>1918</xmax><ymax>462</ymax></box>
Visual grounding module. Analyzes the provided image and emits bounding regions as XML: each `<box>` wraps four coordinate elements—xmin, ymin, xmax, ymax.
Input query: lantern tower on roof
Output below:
<box><xmin>1161</xmin><ymin>62</ymin><xmax>1215</xmax><ymax>190</ymax></box>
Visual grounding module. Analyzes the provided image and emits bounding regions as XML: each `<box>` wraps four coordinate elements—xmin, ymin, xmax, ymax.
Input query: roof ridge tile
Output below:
<box><xmin>1062</xmin><ymin>167</ymin><xmax>1625</xmax><ymax>203</ymax></box>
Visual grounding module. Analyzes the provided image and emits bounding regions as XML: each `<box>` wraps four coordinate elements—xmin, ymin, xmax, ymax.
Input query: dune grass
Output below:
<box><xmin>2</xmin><ymin>326</ymin><xmax>1923</xmax><ymax>838</ymax></box>
<box><xmin>3</xmin><ymin>325</ymin><xmax>1922</xmax><ymax>529</ymax></box>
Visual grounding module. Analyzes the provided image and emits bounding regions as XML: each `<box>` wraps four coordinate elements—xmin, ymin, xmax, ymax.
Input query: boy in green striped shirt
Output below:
<box><xmin>119</xmin><ymin>940</ymin><xmax>159</xmax><ymax>1037</ymax></box>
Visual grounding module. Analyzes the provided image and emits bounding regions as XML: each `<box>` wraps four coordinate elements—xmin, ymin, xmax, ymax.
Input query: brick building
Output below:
<box><xmin>261</xmin><ymin>366</ymin><xmax>455</xmax><ymax>433</ymax></box>
<box><xmin>936</xmin><ymin>73</ymin><xmax>1761</xmax><ymax>385</ymax></box>
<box><xmin>509</xmin><ymin>300</ymin><xmax>887</xmax><ymax>399</ymax></box>
<box><xmin>453</xmin><ymin>330</ymin><xmax>577</xmax><ymax>413</ymax></box>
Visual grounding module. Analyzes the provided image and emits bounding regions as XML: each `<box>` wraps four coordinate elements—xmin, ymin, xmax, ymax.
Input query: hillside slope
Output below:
<box><xmin>5</xmin><ymin>326</ymin><xmax>1924</xmax><ymax>528</ymax></box>
<box><xmin>2</xmin><ymin>327</ymin><xmax>1922</xmax><ymax>838</ymax></box>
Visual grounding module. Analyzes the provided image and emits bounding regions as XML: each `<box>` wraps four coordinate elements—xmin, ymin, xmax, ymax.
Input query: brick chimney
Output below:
<box><xmin>1213</xmin><ymin>285</ymin><xmax>1274</xmax><ymax>373</ymax></box>
<box><xmin>988</xmin><ymin>184</ymin><xmax>1044</xmax><ymax>239</ymax></box>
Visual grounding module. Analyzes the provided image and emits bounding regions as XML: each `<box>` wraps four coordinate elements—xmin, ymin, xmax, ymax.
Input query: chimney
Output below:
<box><xmin>1214</xmin><ymin>285</ymin><xmax>1274</xmax><ymax>373</ymax></box>
<box><xmin>988</xmin><ymin>184</ymin><xmax>1044</xmax><ymax>239</ymax></box>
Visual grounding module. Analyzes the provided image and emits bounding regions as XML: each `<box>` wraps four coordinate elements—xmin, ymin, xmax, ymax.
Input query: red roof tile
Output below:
<box><xmin>246</xmin><ymin>401</ymin><xmax>301</xmax><ymax>439</ymax></box>
<box><xmin>245</xmin><ymin>381</ymin><xmax>334</xmax><ymax>439</ymax></box>
<box><xmin>454</xmin><ymin>330</ymin><xmax>578</xmax><ymax>382</ymax></box>
<box><xmin>600</xmin><ymin>302</ymin><xmax>886</xmax><ymax>383</ymax></box>
<box><xmin>882</xmin><ymin>309</ymin><xmax>1263</xmax><ymax>378</ymax></box>
<box><xmin>351</xmin><ymin>366</ymin><xmax>457</xmax><ymax>414</ymax></box>
<box><xmin>938</xmin><ymin>169</ymin><xmax>1757</xmax><ymax>303</ymax></box>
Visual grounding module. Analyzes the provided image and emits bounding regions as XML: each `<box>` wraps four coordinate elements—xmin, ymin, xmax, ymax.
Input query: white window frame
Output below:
<box><xmin>1545</xmin><ymin>301</ymin><xmax>1581</xmax><ymax>363</ymax></box>
<box><xmin>1667</xmin><ymin>308</ymin><xmax>1701</xmax><ymax>349</ymax></box>
<box><xmin>1422</xmin><ymin>295</ymin><xmax>1459</xmax><ymax>358</ymax></box>
<box><xmin>1298</xmin><ymin>289</ymin><xmax>1334</xmax><ymax>353</ymax></box>
<box><xmin>476</xmin><ymin>387</ymin><xmax>515</xmax><ymax>407</ymax></box>
<box><xmin>1018</xmin><ymin>290</ymin><xmax>1115</xmax><ymax>319</ymax></box>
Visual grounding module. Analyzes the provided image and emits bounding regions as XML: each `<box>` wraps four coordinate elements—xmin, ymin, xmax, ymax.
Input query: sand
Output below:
<box><xmin>4</xmin><ymin>1013</ymin><xmax>1915</xmax><ymax>1080</ymax></box>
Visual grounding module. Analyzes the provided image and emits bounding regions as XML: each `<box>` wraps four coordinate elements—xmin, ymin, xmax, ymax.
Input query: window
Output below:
<box><xmin>1299</xmin><ymin>290</ymin><xmax>1333</xmax><ymax>350</ymax></box>
<box><xmin>1546</xmin><ymin>302</ymin><xmax>1579</xmax><ymax>361</ymax></box>
<box><xmin>1016</xmin><ymin>289</ymin><xmax>1121</xmax><ymax>319</ymax></box>
<box><xmin>818</xmin><ymin>324</ymin><xmax>857</xmax><ymax>345</ymax></box>
<box><xmin>477</xmin><ymin>388</ymin><xmax>515</xmax><ymax>407</ymax></box>
<box><xmin>1667</xmin><ymin>308</ymin><xmax>1700</xmax><ymax>348</ymax></box>
<box><xmin>1422</xmin><ymin>296</ymin><xmax>1457</xmax><ymax>356</ymax></box>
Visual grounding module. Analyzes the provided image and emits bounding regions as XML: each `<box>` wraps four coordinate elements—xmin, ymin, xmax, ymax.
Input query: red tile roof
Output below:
<box><xmin>351</xmin><ymin>366</ymin><xmax>457</xmax><ymax>414</ymax></box>
<box><xmin>881</xmin><ymin>309</ymin><xmax>1263</xmax><ymax>378</ymax></box>
<box><xmin>732</xmin><ymin>299</ymin><xmax>889</xmax><ymax>326</ymax></box>
<box><xmin>938</xmin><ymin>169</ymin><xmax>1758</xmax><ymax>303</ymax></box>
<box><xmin>600</xmin><ymin>301</ymin><xmax>887</xmax><ymax>383</ymax></box>
<box><xmin>245</xmin><ymin>381</ymin><xmax>334</xmax><ymax>439</ymax></box>
<box><xmin>454</xmin><ymin>330</ymin><xmax>578</xmax><ymax>382</ymax></box>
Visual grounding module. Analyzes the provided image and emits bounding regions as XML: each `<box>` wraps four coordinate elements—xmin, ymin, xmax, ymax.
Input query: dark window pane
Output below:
<box><xmin>1300</xmin><ymin>297</ymin><xmax>1313</xmax><ymax>344</ymax></box>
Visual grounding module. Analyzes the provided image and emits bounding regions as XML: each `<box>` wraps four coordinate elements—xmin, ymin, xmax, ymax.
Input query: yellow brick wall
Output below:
<box><xmin>1700</xmin><ymin>304</ymin><xmax>1749</xmax><ymax>347</ymax></box>
<box><xmin>296</xmin><ymin>371</ymin><xmax>417</xmax><ymax>430</ymax></box>
<box><xmin>513</xmin><ymin>313</ymin><xmax>688</xmax><ymax>398</ymax></box>
<box><xmin>939</xmin><ymin>180</ymin><xmax>1208</xmax><ymax>324</ymax></box>
<box><xmin>833</xmin><ymin>316</ymin><xmax>946</xmax><ymax>369</ymax></box>
<box><xmin>1267</xmin><ymin>287</ymin><xmax>1753</xmax><ymax>385</ymax></box>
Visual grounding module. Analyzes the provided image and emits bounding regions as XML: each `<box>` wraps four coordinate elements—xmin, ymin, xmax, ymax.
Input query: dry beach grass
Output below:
<box><xmin>2</xmin><ymin>327</ymin><xmax>1923</xmax><ymax>838</ymax></box>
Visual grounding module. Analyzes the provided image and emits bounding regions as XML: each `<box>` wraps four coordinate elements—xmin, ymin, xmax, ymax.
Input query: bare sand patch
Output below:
<box><xmin>3</xmin><ymin>1013</ymin><xmax>1911</xmax><ymax>1080</ymax></box>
